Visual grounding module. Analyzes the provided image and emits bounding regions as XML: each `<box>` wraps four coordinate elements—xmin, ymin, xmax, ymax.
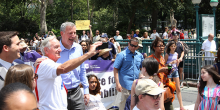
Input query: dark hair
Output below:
<box><xmin>110</xmin><ymin>37</ymin><xmax>116</xmax><ymax>42</ymax></box>
<box><xmin>129</xmin><ymin>38</ymin><xmax>138</xmax><ymax>43</ymax></box>
<box><xmin>87</xmin><ymin>74</ymin><xmax>101</xmax><ymax>95</ymax></box>
<box><xmin>215</xmin><ymin>47</ymin><xmax>220</xmax><ymax>62</ymax></box>
<box><xmin>0</xmin><ymin>31</ymin><xmax>18</xmax><ymax>53</ymax></box>
<box><xmin>142</xmin><ymin>57</ymin><xmax>159</xmax><ymax>76</ymax></box>
<box><xmin>0</xmin><ymin>82</ymin><xmax>34</xmax><ymax>109</ymax></box>
<box><xmin>166</xmin><ymin>41</ymin><xmax>176</xmax><ymax>54</ymax></box>
<box><xmin>151</xmin><ymin>37</ymin><xmax>165</xmax><ymax>52</ymax></box>
<box><xmin>4</xmin><ymin>64</ymin><xmax>34</xmax><ymax>90</ymax></box>
<box><xmin>199</xmin><ymin>65</ymin><xmax>220</xmax><ymax>97</ymax></box>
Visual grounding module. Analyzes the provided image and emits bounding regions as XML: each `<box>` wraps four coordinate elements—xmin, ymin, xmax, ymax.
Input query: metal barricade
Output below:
<box><xmin>183</xmin><ymin>51</ymin><xmax>217</xmax><ymax>87</ymax></box>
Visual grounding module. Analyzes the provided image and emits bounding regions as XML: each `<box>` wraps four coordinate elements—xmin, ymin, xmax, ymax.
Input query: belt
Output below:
<box><xmin>67</xmin><ymin>86</ymin><xmax>79</xmax><ymax>93</ymax></box>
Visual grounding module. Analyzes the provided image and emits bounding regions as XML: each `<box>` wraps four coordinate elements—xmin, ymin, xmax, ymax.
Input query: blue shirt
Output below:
<box><xmin>113</xmin><ymin>48</ymin><xmax>144</xmax><ymax>90</ymax></box>
<box><xmin>57</xmin><ymin>40</ymin><xmax>89</xmax><ymax>94</ymax></box>
<box><xmin>108</xmin><ymin>41</ymin><xmax>116</xmax><ymax>55</ymax></box>
<box><xmin>133</xmin><ymin>34</ymin><xmax>139</xmax><ymax>37</ymax></box>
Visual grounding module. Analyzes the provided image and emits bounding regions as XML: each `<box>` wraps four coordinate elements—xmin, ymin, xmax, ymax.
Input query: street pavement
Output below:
<box><xmin>173</xmin><ymin>86</ymin><xmax>198</xmax><ymax>110</ymax></box>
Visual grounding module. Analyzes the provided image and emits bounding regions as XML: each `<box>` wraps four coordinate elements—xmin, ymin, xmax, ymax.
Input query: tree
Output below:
<box><xmin>40</xmin><ymin>0</ymin><xmax>48</xmax><ymax>34</ymax></box>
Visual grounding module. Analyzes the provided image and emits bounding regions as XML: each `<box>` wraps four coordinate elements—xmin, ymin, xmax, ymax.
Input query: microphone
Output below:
<box><xmin>132</xmin><ymin>56</ymin><xmax>134</xmax><ymax>58</ymax></box>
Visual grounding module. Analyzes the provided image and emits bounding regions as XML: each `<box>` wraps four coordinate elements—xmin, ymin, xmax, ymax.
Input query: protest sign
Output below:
<box><xmin>75</xmin><ymin>20</ymin><xmax>90</xmax><ymax>30</ymax></box>
<box><xmin>84</xmin><ymin>60</ymin><xmax>117</xmax><ymax>109</ymax></box>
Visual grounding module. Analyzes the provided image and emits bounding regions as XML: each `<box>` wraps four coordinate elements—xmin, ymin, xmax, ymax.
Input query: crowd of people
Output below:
<box><xmin>0</xmin><ymin>22</ymin><xmax>219</xmax><ymax>110</ymax></box>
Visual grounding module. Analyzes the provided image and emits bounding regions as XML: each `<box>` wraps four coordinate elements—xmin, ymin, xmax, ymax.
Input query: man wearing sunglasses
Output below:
<box><xmin>114</xmin><ymin>38</ymin><xmax>144</xmax><ymax>110</ymax></box>
<box><xmin>133</xmin><ymin>79</ymin><xmax>164</xmax><ymax>110</ymax></box>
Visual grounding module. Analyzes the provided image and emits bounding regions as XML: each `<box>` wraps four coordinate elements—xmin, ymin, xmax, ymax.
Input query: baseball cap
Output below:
<box><xmin>101</xmin><ymin>34</ymin><xmax>108</xmax><ymax>38</ymax></box>
<box><xmin>137</xmin><ymin>38</ymin><xmax>143</xmax><ymax>47</ymax></box>
<box><xmin>20</xmin><ymin>41</ymin><xmax>28</xmax><ymax>48</ymax></box>
<box><xmin>135</xmin><ymin>29</ymin><xmax>140</xmax><ymax>32</ymax></box>
<box><xmin>98</xmin><ymin>48</ymin><xmax>112</xmax><ymax>56</ymax></box>
<box><xmin>135</xmin><ymin>79</ymin><xmax>165</xmax><ymax>96</ymax></box>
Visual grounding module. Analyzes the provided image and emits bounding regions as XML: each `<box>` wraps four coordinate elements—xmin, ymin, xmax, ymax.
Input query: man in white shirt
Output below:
<box><xmin>150</xmin><ymin>28</ymin><xmax>160</xmax><ymax>40</ymax></box>
<box><xmin>162</xmin><ymin>27</ymin><xmax>168</xmax><ymax>39</ymax></box>
<box><xmin>81</xmin><ymin>30</ymin><xmax>89</xmax><ymax>40</ymax></box>
<box><xmin>93</xmin><ymin>30</ymin><xmax>100</xmax><ymax>42</ymax></box>
<box><xmin>201</xmin><ymin>33</ymin><xmax>216</xmax><ymax>65</ymax></box>
<box><xmin>114</xmin><ymin>30</ymin><xmax>123</xmax><ymax>40</ymax></box>
<box><xmin>0</xmin><ymin>31</ymin><xmax>22</xmax><ymax>90</ymax></box>
<box><xmin>36</xmin><ymin>36</ymin><xmax>101</xmax><ymax>109</ymax></box>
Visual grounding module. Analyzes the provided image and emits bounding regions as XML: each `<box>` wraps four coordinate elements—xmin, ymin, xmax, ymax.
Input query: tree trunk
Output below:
<box><xmin>87</xmin><ymin>0</ymin><xmax>90</xmax><ymax>20</ymax></box>
<box><xmin>151</xmin><ymin>9</ymin><xmax>158</xmax><ymax>33</ymax></box>
<box><xmin>40</xmin><ymin>0</ymin><xmax>48</xmax><ymax>34</ymax></box>
<box><xmin>71</xmin><ymin>1</ymin><xmax>73</xmax><ymax>21</ymax></box>
<box><xmin>127</xmin><ymin>8</ymin><xmax>136</xmax><ymax>34</ymax></box>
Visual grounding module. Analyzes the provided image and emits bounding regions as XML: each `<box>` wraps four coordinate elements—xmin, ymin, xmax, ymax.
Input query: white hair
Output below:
<box><xmin>40</xmin><ymin>36</ymin><xmax>57</xmax><ymax>56</ymax></box>
<box><xmin>60</xmin><ymin>22</ymin><xmax>76</xmax><ymax>33</ymax></box>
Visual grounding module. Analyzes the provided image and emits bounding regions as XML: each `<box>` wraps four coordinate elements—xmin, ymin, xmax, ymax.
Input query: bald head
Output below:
<box><xmin>208</xmin><ymin>33</ymin><xmax>214</xmax><ymax>41</ymax></box>
<box><xmin>0</xmin><ymin>82</ymin><xmax>38</xmax><ymax>110</ymax></box>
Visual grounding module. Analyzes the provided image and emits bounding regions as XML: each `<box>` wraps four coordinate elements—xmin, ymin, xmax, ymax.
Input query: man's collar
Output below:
<box><xmin>126</xmin><ymin>47</ymin><xmax>137</xmax><ymax>54</ymax></box>
<box><xmin>0</xmin><ymin>58</ymin><xmax>12</xmax><ymax>70</ymax></box>
<box><xmin>60</xmin><ymin>40</ymin><xmax>76</xmax><ymax>51</ymax></box>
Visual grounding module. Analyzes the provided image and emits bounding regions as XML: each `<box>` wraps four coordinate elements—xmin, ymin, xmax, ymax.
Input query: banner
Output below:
<box><xmin>84</xmin><ymin>60</ymin><xmax>117</xmax><ymax>109</ymax></box>
<box><xmin>75</xmin><ymin>20</ymin><xmax>90</xmax><ymax>30</ymax></box>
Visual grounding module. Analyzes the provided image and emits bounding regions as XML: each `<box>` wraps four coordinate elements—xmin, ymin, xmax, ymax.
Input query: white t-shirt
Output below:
<box><xmin>33</xmin><ymin>40</ymin><xmax>39</xmax><ymax>47</ymax></box>
<box><xmin>113</xmin><ymin>42</ymin><xmax>120</xmax><ymax>54</ymax></box>
<box><xmin>85</xmin><ymin>94</ymin><xmax>106</xmax><ymax>110</ymax></box>
<box><xmin>201</xmin><ymin>39</ymin><xmax>216</xmax><ymax>60</ymax></box>
<box><xmin>37</xmin><ymin>56</ymin><xmax>67</xmax><ymax>110</ymax></box>
<box><xmin>150</xmin><ymin>33</ymin><xmax>160</xmax><ymax>40</ymax></box>
<box><xmin>114</xmin><ymin>35</ymin><xmax>123</xmax><ymax>40</ymax></box>
<box><xmin>81</xmin><ymin>35</ymin><xmax>89</xmax><ymax>40</ymax></box>
<box><xmin>162</xmin><ymin>32</ymin><xmax>168</xmax><ymax>39</ymax></box>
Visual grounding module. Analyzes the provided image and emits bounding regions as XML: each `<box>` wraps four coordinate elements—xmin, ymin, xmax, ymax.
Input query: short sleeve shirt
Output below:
<box><xmin>113</xmin><ymin>48</ymin><xmax>144</xmax><ymax>90</ymax></box>
<box><xmin>202</xmin><ymin>39</ymin><xmax>216</xmax><ymax>60</ymax></box>
<box><xmin>37</xmin><ymin>56</ymin><xmax>67</xmax><ymax>110</ymax></box>
<box><xmin>150</xmin><ymin>33</ymin><xmax>160</xmax><ymax>40</ymax></box>
<box><xmin>108</xmin><ymin>41</ymin><xmax>116</xmax><ymax>55</ymax></box>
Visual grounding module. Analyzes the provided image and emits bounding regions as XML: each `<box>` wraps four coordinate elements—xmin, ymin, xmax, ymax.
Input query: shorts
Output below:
<box><xmin>178</xmin><ymin>61</ymin><xmax>183</xmax><ymax>68</ymax></box>
<box><xmin>167</xmin><ymin>70</ymin><xmax>179</xmax><ymax>78</ymax></box>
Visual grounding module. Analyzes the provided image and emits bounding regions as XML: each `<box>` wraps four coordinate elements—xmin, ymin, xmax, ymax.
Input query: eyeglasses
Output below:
<box><xmin>156</xmin><ymin>45</ymin><xmax>165</xmax><ymax>48</ymax></box>
<box><xmin>32</xmin><ymin>73</ymin><xmax>38</xmax><ymax>80</ymax></box>
<box><xmin>143</xmin><ymin>93</ymin><xmax>162</xmax><ymax>100</ymax></box>
<box><xmin>130</xmin><ymin>44</ymin><xmax>138</xmax><ymax>48</ymax></box>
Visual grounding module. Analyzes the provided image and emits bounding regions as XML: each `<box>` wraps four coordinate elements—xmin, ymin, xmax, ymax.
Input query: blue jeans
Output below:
<box><xmin>167</xmin><ymin>70</ymin><xmax>179</xmax><ymax>78</ymax></box>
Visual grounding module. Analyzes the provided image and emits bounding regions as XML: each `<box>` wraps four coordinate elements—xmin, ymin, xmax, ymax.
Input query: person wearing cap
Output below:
<box><xmin>100</xmin><ymin>34</ymin><xmax>116</xmax><ymax>59</ymax></box>
<box><xmin>96</xmin><ymin>48</ymin><xmax>114</xmax><ymax>61</ymax></box>
<box><xmin>133</xmin><ymin>79</ymin><xmax>164</xmax><ymax>110</ymax></box>
<box><xmin>114</xmin><ymin>30</ymin><xmax>123</xmax><ymax>40</ymax></box>
<box><xmin>133</xmin><ymin>29</ymin><xmax>140</xmax><ymax>37</ymax></box>
<box><xmin>150</xmin><ymin>28</ymin><xmax>160</xmax><ymax>40</ymax></box>
<box><xmin>113</xmin><ymin>37</ymin><xmax>144</xmax><ymax>110</ymax></box>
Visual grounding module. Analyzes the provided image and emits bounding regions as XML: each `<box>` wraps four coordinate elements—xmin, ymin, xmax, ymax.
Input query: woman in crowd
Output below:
<box><xmin>4</xmin><ymin>64</ymin><xmax>37</xmax><ymax>90</ymax></box>
<box><xmin>194</xmin><ymin>65</ymin><xmax>220</xmax><ymax>110</ymax></box>
<box><xmin>80</xmin><ymin>40</ymin><xmax>89</xmax><ymax>54</ymax></box>
<box><xmin>130</xmin><ymin>57</ymin><xmax>165</xmax><ymax>110</ymax></box>
<box><xmin>165</xmin><ymin>41</ymin><xmax>186</xmax><ymax>110</ymax></box>
<box><xmin>109</xmin><ymin>37</ymin><xmax>121</xmax><ymax>54</ymax></box>
<box><xmin>85</xmin><ymin>74</ymin><xmax>106</xmax><ymax>110</ymax></box>
<box><xmin>141</xmin><ymin>32</ymin><xmax>150</xmax><ymax>40</ymax></box>
<box><xmin>148</xmin><ymin>37</ymin><xmax>176</xmax><ymax>110</ymax></box>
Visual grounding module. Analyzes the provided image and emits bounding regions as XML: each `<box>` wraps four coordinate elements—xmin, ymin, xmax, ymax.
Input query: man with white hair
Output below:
<box><xmin>114</xmin><ymin>30</ymin><xmax>123</xmax><ymax>40</ymax></box>
<box><xmin>36</xmin><ymin>36</ymin><xmax>101</xmax><ymax>109</ymax></box>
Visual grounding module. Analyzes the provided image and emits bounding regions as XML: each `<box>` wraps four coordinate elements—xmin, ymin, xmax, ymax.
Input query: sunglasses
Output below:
<box><xmin>130</xmin><ymin>44</ymin><xmax>138</xmax><ymax>48</ymax></box>
<box><xmin>143</xmin><ymin>93</ymin><xmax>162</xmax><ymax>100</ymax></box>
<box><xmin>32</xmin><ymin>73</ymin><xmax>38</xmax><ymax>80</ymax></box>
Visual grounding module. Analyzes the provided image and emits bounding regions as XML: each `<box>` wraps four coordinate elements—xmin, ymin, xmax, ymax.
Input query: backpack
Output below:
<box><xmin>179</xmin><ymin>41</ymin><xmax>189</xmax><ymax>54</ymax></box>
